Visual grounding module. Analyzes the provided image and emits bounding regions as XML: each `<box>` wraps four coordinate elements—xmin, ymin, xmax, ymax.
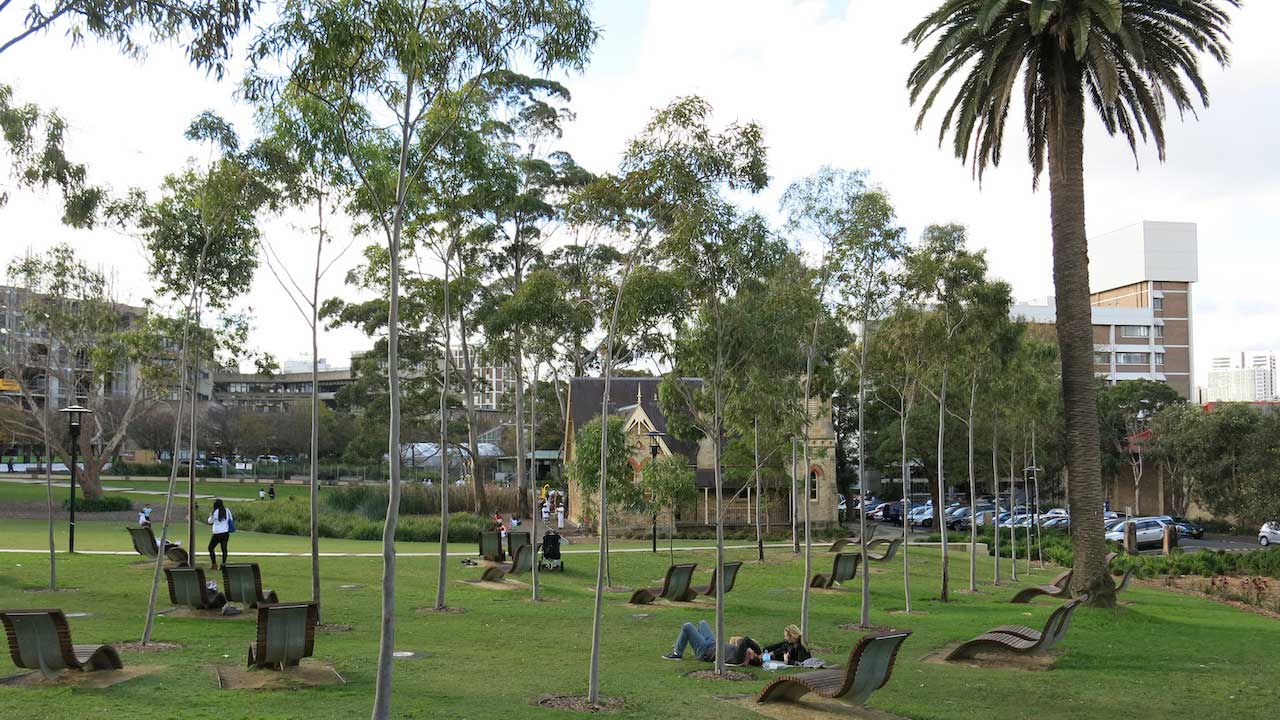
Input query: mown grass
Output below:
<box><xmin>0</xmin><ymin>529</ymin><xmax>1276</xmax><ymax>719</ymax></box>
<box><xmin>0</xmin><ymin>476</ymin><xmax>312</xmax><ymax>504</ymax></box>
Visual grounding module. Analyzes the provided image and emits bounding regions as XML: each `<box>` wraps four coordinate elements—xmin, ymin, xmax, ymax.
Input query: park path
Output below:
<box><xmin>0</xmin><ymin>477</ymin><xmax>253</xmax><ymax>501</ymax></box>
<box><xmin>0</xmin><ymin>542</ymin><xmax>797</xmax><ymax>558</ymax></box>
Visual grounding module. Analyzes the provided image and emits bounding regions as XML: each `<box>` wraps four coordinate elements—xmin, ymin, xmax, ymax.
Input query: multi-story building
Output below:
<box><xmin>1207</xmin><ymin>351</ymin><xmax>1277</xmax><ymax>402</ymax></box>
<box><xmin>210</xmin><ymin>365</ymin><xmax>355</xmax><ymax>413</ymax></box>
<box><xmin>448</xmin><ymin>345</ymin><xmax>517</xmax><ymax>411</ymax></box>
<box><xmin>1012</xmin><ymin>220</ymin><xmax>1197</xmax><ymax>398</ymax></box>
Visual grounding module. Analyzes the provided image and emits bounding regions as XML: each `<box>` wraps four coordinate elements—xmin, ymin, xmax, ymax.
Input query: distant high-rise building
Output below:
<box><xmin>1207</xmin><ymin>351</ymin><xmax>1278</xmax><ymax>402</ymax></box>
<box><xmin>1012</xmin><ymin>221</ymin><xmax>1197</xmax><ymax>398</ymax></box>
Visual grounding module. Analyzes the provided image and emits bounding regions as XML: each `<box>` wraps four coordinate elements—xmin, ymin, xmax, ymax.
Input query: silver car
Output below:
<box><xmin>1105</xmin><ymin>517</ymin><xmax>1170</xmax><ymax>547</ymax></box>
<box><xmin>1260</xmin><ymin>522</ymin><xmax>1280</xmax><ymax>547</ymax></box>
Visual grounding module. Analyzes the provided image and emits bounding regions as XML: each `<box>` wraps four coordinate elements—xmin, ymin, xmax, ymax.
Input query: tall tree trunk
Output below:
<box><xmin>371</xmin><ymin>85</ymin><xmax>414</xmax><ymax>720</ymax></box>
<box><xmin>1033</xmin><ymin>424</ymin><xmax>1043</xmax><ymax>567</ymax></box>
<box><xmin>529</xmin><ymin>361</ymin><xmax>540</xmax><ymax>601</ymax></box>
<box><xmin>1050</xmin><ymin>61</ymin><xmax>1114</xmax><ymax>607</ymax></box>
<box><xmin>587</xmin><ymin>248</ymin><xmax>638</xmax><ymax>705</ymax></box>
<box><xmin>310</xmin><ymin>198</ymin><xmax>323</xmax><ymax>621</ymax></box>
<box><xmin>900</xmin><ymin>403</ymin><xmax>912</xmax><ymax>613</ymax></box>
<box><xmin>435</xmin><ymin>252</ymin><xmax>451</xmax><ymax>611</ymax></box>
<box><xmin>42</xmin><ymin>350</ymin><xmax>55</xmax><ymax>589</ymax></box>
<box><xmin>799</xmin><ymin>315</ymin><xmax>821</xmax><ymax>638</ymax></box>
<box><xmin>1009</xmin><ymin>443</ymin><xmax>1017</xmax><ymax>582</ymax></box>
<box><xmin>991</xmin><ymin>411</ymin><xmax>1000</xmax><ymax>585</ymax></box>
<box><xmin>458</xmin><ymin>312</ymin><xmax>485</xmax><ymax>513</ymax></box>
<box><xmin>856</xmin><ymin>330</ymin><xmax>870</xmax><ymax>627</ymax></box>
<box><xmin>754</xmin><ymin>418</ymin><xmax>763</xmax><ymax>562</ymax></box>
<box><xmin>937</xmin><ymin>365</ymin><xmax>949</xmax><ymax>602</ymax></box>
<box><xmin>187</xmin><ymin>311</ymin><xmax>200</xmax><ymax>563</ymax></box>
<box><xmin>967</xmin><ymin>374</ymin><xmax>977</xmax><ymax>592</ymax></box>
<box><xmin>712</xmin><ymin>374</ymin><xmax>726</xmax><ymax>676</ymax></box>
<box><xmin>790</xmin><ymin>437</ymin><xmax>798</xmax><ymax>554</ymax></box>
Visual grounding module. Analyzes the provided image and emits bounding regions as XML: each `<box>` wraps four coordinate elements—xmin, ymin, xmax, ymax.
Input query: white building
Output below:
<box><xmin>1207</xmin><ymin>351</ymin><xmax>1278</xmax><ymax>402</ymax></box>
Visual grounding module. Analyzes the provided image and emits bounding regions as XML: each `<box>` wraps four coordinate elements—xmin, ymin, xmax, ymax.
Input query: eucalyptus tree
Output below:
<box><xmin>250</xmin><ymin>92</ymin><xmax>357</xmax><ymax>621</ymax></box>
<box><xmin>868</xmin><ymin>305</ymin><xmax>930</xmax><ymax>613</ymax></box>
<box><xmin>906</xmin><ymin>0</ymin><xmax>1239</xmax><ymax>605</ymax></box>
<box><xmin>0</xmin><ymin>1</ymin><xmax>255</xmax><ymax>226</ymax></box>
<box><xmin>782</xmin><ymin>166</ymin><xmax>904</xmax><ymax>628</ymax></box>
<box><xmin>640</xmin><ymin>455</ymin><xmax>697</xmax><ymax>565</ymax></box>
<box><xmin>940</xmin><ymin>279</ymin><xmax>1014</xmax><ymax>591</ymax></box>
<box><xmin>1148</xmin><ymin>403</ymin><xmax>1208</xmax><ymax>518</ymax></box>
<box><xmin>247</xmin><ymin>4</ymin><xmax>595</xmax><ymax>712</ymax></box>
<box><xmin>902</xmin><ymin>224</ymin><xmax>988</xmax><ymax>602</ymax></box>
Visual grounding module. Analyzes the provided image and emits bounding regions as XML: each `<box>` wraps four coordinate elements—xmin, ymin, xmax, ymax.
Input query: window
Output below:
<box><xmin>809</xmin><ymin>471</ymin><xmax>819</xmax><ymax>502</ymax></box>
<box><xmin>1093</xmin><ymin>352</ymin><xmax>1110</xmax><ymax>365</ymax></box>
<box><xmin>1119</xmin><ymin>325</ymin><xmax>1150</xmax><ymax>338</ymax></box>
<box><xmin>1117</xmin><ymin>352</ymin><xmax>1150</xmax><ymax>365</ymax></box>
<box><xmin>1153</xmin><ymin>297</ymin><xmax>1164</xmax><ymax>310</ymax></box>
<box><xmin>1155</xmin><ymin>353</ymin><xmax>1165</xmax><ymax>367</ymax></box>
<box><xmin>1154</xmin><ymin>325</ymin><xmax>1164</xmax><ymax>338</ymax></box>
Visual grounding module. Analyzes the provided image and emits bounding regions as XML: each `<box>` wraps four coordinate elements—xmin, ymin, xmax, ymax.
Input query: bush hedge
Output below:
<box><xmin>64</xmin><ymin>496</ymin><xmax>133</xmax><ymax>512</ymax></box>
<box><xmin>322</xmin><ymin>484</ymin><xmax>523</xmax><ymax>518</ymax></box>
<box><xmin>233</xmin><ymin>499</ymin><xmax>490</xmax><ymax>543</ymax></box>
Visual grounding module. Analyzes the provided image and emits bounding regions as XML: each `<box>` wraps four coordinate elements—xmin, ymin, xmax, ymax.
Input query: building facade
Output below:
<box><xmin>562</xmin><ymin>376</ymin><xmax>840</xmax><ymax>530</ymax></box>
<box><xmin>1013</xmin><ymin>221</ymin><xmax>1197</xmax><ymax>398</ymax></box>
<box><xmin>1207</xmin><ymin>351</ymin><xmax>1277</xmax><ymax>402</ymax></box>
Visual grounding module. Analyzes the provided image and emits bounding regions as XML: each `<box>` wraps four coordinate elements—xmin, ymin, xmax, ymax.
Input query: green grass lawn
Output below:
<box><xmin>0</xmin><ymin>532</ymin><xmax>1276</xmax><ymax>720</ymax></box>
<box><xmin>0</xmin><ymin>476</ymin><xmax>312</xmax><ymax>504</ymax></box>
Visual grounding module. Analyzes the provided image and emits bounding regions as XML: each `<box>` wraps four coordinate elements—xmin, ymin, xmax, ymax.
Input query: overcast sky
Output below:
<box><xmin>3</xmin><ymin>1</ymin><xmax>1277</xmax><ymax>388</ymax></box>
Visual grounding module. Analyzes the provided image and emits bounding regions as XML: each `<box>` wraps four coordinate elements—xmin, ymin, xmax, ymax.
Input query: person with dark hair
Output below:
<box><xmin>662</xmin><ymin>620</ymin><xmax>764</xmax><ymax>666</ymax></box>
<box><xmin>206</xmin><ymin>498</ymin><xmax>233</xmax><ymax>569</ymax></box>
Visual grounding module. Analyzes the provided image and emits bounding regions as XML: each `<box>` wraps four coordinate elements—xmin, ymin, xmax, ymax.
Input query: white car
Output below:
<box><xmin>1106</xmin><ymin>517</ymin><xmax>1170</xmax><ymax>547</ymax></box>
<box><xmin>1260</xmin><ymin>522</ymin><xmax>1280</xmax><ymax>547</ymax></box>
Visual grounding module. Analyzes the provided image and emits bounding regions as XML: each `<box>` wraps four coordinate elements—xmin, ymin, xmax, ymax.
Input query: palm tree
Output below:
<box><xmin>905</xmin><ymin>0</ymin><xmax>1237</xmax><ymax>606</ymax></box>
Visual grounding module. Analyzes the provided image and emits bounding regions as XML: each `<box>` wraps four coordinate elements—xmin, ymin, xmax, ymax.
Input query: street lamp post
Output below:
<box><xmin>59</xmin><ymin>405</ymin><xmax>92</xmax><ymax>554</ymax></box>
<box><xmin>646</xmin><ymin>430</ymin><xmax>663</xmax><ymax>554</ymax></box>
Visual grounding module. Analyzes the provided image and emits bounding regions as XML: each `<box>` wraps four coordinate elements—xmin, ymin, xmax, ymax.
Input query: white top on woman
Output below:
<box><xmin>208</xmin><ymin>508</ymin><xmax>233</xmax><ymax>534</ymax></box>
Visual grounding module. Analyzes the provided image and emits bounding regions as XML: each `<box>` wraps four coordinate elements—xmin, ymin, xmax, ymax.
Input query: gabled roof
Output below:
<box><xmin>567</xmin><ymin>376</ymin><xmax>702</xmax><ymax>464</ymax></box>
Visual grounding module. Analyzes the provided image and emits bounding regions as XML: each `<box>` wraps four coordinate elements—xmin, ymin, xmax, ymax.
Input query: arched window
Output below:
<box><xmin>809</xmin><ymin>465</ymin><xmax>822</xmax><ymax>502</ymax></box>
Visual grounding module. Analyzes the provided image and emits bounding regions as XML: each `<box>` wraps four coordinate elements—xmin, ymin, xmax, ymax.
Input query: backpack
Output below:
<box><xmin>227</xmin><ymin>511</ymin><xmax>237</xmax><ymax>533</ymax></box>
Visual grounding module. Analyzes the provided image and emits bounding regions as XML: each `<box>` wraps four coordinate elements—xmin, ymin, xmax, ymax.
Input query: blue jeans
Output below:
<box><xmin>673</xmin><ymin>621</ymin><xmax>715</xmax><ymax>657</ymax></box>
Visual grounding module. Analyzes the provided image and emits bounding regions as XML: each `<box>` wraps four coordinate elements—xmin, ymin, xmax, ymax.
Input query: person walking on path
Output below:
<box><xmin>207</xmin><ymin>498</ymin><xmax>234</xmax><ymax>569</ymax></box>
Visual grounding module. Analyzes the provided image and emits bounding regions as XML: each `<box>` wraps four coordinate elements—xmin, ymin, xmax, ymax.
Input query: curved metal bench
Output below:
<box><xmin>629</xmin><ymin>563</ymin><xmax>697</xmax><ymax>604</ymax></box>
<box><xmin>810</xmin><ymin>553</ymin><xmax>859</xmax><ymax>589</ymax></box>
<box><xmin>480</xmin><ymin>544</ymin><xmax>534</xmax><ymax>583</ymax></box>
<box><xmin>756</xmin><ymin>630</ymin><xmax>911</xmax><ymax>707</ymax></box>
<box><xmin>691</xmin><ymin>561</ymin><xmax>741</xmax><ymax>598</ymax></box>
<box><xmin>947</xmin><ymin>596</ymin><xmax>1085</xmax><ymax>661</ymax></box>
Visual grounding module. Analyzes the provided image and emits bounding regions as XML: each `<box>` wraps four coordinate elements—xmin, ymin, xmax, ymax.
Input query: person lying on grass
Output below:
<box><xmin>762</xmin><ymin>624</ymin><xmax>810</xmax><ymax>665</ymax></box>
<box><xmin>662</xmin><ymin>620</ymin><xmax>764</xmax><ymax>666</ymax></box>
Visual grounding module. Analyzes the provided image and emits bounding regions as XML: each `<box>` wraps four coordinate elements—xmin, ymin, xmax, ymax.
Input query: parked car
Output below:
<box><xmin>907</xmin><ymin>504</ymin><xmax>933</xmax><ymax>527</ymax></box>
<box><xmin>257</xmin><ymin>454</ymin><xmax>280</xmax><ymax>463</ymax></box>
<box><xmin>1260</xmin><ymin>522</ymin><xmax>1280</xmax><ymax>547</ymax></box>
<box><xmin>864</xmin><ymin>501</ymin><xmax>889</xmax><ymax>520</ymax></box>
<box><xmin>1171</xmin><ymin>517</ymin><xmax>1205</xmax><ymax>539</ymax></box>
<box><xmin>1105</xmin><ymin>517</ymin><xmax>1171</xmax><ymax>547</ymax></box>
<box><xmin>1044</xmin><ymin>507</ymin><xmax>1069</xmax><ymax>517</ymax></box>
<box><xmin>876</xmin><ymin>501</ymin><xmax>904</xmax><ymax>523</ymax></box>
<box><xmin>1042</xmin><ymin>516</ymin><xmax>1070</xmax><ymax>531</ymax></box>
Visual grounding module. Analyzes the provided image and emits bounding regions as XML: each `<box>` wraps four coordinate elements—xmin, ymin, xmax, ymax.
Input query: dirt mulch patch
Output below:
<box><xmin>115</xmin><ymin>641</ymin><xmax>182</xmax><ymax>652</ymax></box>
<box><xmin>533</xmin><ymin>694</ymin><xmax>625</xmax><ymax>712</ymax></box>
<box><xmin>922</xmin><ymin>643</ymin><xmax>1058</xmax><ymax>671</ymax></box>
<box><xmin>158</xmin><ymin>608</ymin><xmax>252</xmax><ymax>620</ymax></box>
<box><xmin>686</xmin><ymin>669</ymin><xmax>756</xmax><ymax>681</ymax></box>
<box><xmin>0</xmin><ymin>665</ymin><xmax>161</xmax><ymax>689</ymax></box>
<box><xmin>461</xmin><ymin>579</ymin><xmax>526</xmax><ymax>591</ymax></box>
<box><xmin>719</xmin><ymin>694</ymin><xmax>908</xmax><ymax>719</ymax></box>
<box><xmin>1143</xmin><ymin>576</ymin><xmax>1280</xmax><ymax>620</ymax></box>
<box><xmin>214</xmin><ymin>660</ymin><xmax>345</xmax><ymax>689</ymax></box>
<box><xmin>415</xmin><ymin>606</ymin><xmax>468</xmax><ymax>615</ymax></box>
<box><xmin>317</xmin><ymin>623</ymin><xmax>353</xmax><ymax>632</ymax></box>
<box><xmin>586</xmin><ymin>585</ymin><xmax>634</xmax><ymax>593</ymax></box>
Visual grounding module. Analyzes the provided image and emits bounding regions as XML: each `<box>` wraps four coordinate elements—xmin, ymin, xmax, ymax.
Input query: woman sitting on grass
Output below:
<box><xmin>762</xmin><ymin>624</ymin><xmax>811</xmax><ymax>665</ymax></box>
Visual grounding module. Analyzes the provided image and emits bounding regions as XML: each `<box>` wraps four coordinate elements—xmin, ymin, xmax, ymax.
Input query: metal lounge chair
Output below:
<box><xmin>507</xmin><ymin>531</ymin><xmax>532</xmax><ymax>561</ymax></box>
<box><xmin>691</xmin><ymin>561</ymin><xmax>742</xmax><ymax>598</ymax></box>
<box><xmin>628</xmin><ymin>563</ymin><xmax>698</xmax><ymax>604</ymax></box>
<box><xmin>126</xmin><ymin>525</ymin><xmax>189</xmax><ymax>565</ymax></box>
<box><xmin>946</xmin><ymin>596</ymin><xmax>1086</xmax><ymax>660</ymax></box>
<box><xmin>1009</xmin><ymin>569</ymin><xmax>1073</xmax><ymax>603</ymax></box>
<box><xmin>165</xmin><ymin>567</ymin><xmax>224</xmax><ymax>610</ymax></box>
<box><xmin>222</xmin><ymin>563</ymin><xmax>280</xmax><ymax>608</ymax></box>
<box><xmin>0</xmin><ymin>609</ymin><xmax>122</xmax><ymax>678</ymax></box>
<box><xmin>865</xmin><ymin>538</ymin><xmax>902</xmax><ymax>562</ymax></box>
<box><xmin>480</xmin><ymin>543</ymin><xmax>534</xmax><ymax>582</ymax></box>
<box><xmin>828</xmin><ymin>526</ymin><xmax>880</xmax><ymax>553</ymax></box>
<box><xmin>756</xmin><ymin>631</ymin><xmax>912</xmax><ymax>707</ymax></box>
<box><xmin>810</xmin><ymin>553</ymin><xmax>860</xmax><ymax>589</ymax></box>
<box><xmin>479</xmin><ymin>531</ymin><xmax>505</xmax><ymax>562</ymax></box>
<box><xmin>247</xmin><ymin>602</ymin><xmax>319</xmax><ymax>670</ymax></box>
<box><xmin>1114</xmin><ymin>567</ymin><xmax>1137</xmax><ymax>594</ymax></box>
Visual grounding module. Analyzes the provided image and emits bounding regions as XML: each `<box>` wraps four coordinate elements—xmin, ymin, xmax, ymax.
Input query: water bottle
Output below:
<box><xmin>762</xmin><ymin>651</ymin><xmax>772</xmax><ymax>664</ymax></box>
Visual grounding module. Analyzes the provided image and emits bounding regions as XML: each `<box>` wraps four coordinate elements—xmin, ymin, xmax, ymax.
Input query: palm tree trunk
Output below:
<box><xmin>1049</xmin><ymin>63</ymin><xmax>1115</xmax><ymax>607</ymax></box>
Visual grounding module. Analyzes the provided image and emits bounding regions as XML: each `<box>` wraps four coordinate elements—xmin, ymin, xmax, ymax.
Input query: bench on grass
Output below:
<box><xmin>1010</xmin><ymin>569</ymin><xmax>1072</xmax><ymax>603</ymax></box>
<box><xmin>222</xmin><ymin>563</ymin><xmax>280</xmax><ymax>608</ymax></box>
<box><xmin>165</xmin><ymin>567</ymin><xmax>224</xmax><ymax>610</ymax></box>
<box><xmin>809</xmin><ymin>553</ymin><xmax>859</xmax><ymax>589</ymax></box>
<box><xmin>629</xmin><ymin>563</ymin><xmax>697</xmax><ymax>605</ymax></box>
<box><xmin>756</xmin><ymin>630</ymin><xmax>911</xmax><ymax>708</ymax></box>
<box><xmin>691</xmin><ymin>561</ymin><xmax>742</xmax><ymax>598</ymax></box>
<box><xmin>865</xmin><ymin>538</ymin><xmax>902</xmax><ymax>562</ymax></box>
<box><xmin>480</xmin><ymin>544</ymin><xmax>533</xmax><ymax>582</ymax></box>
<box><xmin>479</xmin><ymin>531</ymin><xmax>505</xmax><ymax>563</ymax></box>
<box><xmin>829</xmin><ymin>526</ymin><xmax>880</xmax><ymax>553</ymax></box>
<box><xmin>1</xmin><ymin>609</ymin><xmax>122</xmax><ymax>678</ymax></box>
<box><xmin>126</xmin><ymin>525</ymin><xmax>189</xmax><ymax>565</ymax></box>
<box><xmin>507</xmin><ymin>531</ymin><xmax>531</xmax><ymax>561</ymax></box>
<box><xmin>946</xmin><ymin>596</ymin><xmax>1085</xmax><ymax>661</ymax></box>
<box><xmin>247</xmin><ymin>602</ymin><xmax>319</xmax><ymax>670</ymax></box>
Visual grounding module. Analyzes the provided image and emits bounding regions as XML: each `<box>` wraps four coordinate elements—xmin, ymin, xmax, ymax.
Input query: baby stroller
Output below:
<box><xmin>539</xmin><ymin>530</ymin><xmax>564</xmax><ymax>571</ymax></box>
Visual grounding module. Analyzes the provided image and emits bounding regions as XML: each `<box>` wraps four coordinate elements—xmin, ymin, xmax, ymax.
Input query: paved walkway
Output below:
<box><xmin>0</xmin><ymin>477</ymin><xmax>252</xmax><ymax>501</ymax></box>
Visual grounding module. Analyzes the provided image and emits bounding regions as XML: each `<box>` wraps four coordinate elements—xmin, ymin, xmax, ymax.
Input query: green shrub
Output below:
<box><xmin>64</xmin><ymin>495</ymin><xmax>133</xmax><ymax>512</ymax></box>
<box><xmin>233</xmin><ymin>500</ymin><xmax>488</xmax><ymax>543</ymax></box>
<box><xmin>322</xmin><ymin>483</ymin><xmax>523</xmax><ymax>518</ymax></box>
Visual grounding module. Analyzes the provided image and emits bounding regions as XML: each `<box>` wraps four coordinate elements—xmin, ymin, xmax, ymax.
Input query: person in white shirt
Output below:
<box><xmin>206</xmin><ymin>498</ymin><xmax>233</xmax><ymax>569</ymax></box>
<box><xmin>138</xmin><ymin>504</ymin><xmax>153</xmax><ymax>526</ymax></box>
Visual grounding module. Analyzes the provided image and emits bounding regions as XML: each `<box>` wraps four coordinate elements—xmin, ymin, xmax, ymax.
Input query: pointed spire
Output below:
<box><xmin>636</xmin><ymin>383</ymin><xmax>643</xmax><ymax>404</ymax></box>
